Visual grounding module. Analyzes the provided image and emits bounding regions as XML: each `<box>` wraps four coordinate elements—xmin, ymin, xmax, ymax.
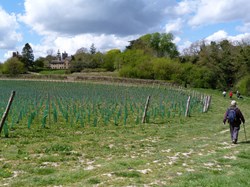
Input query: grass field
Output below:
<box><xmin>0</xmin><ymin>80</ymin><xmax>250</xmax><ymax>187</ymax></box>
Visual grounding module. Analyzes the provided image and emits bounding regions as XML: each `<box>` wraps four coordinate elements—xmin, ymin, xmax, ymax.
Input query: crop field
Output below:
<box><xmin>0</xmin><ymin>80</ymin><xmax>204</xmax><ymax>135</ymax></box>
<box><xmin>0</xmin><ymin>79</ymin><xmax>250</xmax><ymax>187</ymax></box>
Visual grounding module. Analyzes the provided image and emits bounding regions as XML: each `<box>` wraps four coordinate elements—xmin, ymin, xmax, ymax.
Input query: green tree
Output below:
<box><xmin>235</xmin><ymin>75</ymin><xmax>250</xmax><ymax>96</ymax></box>
<box><xmin>150</xmin><ymin>33</ymin><xmax>179</xmax><ymax>58</ymax></box>
<box><xmin>69</xmin><ymin>52</ymin><xmax>90</xmax><ymax>72</ymax></box>
<box><xmin>195</xmin><ymin>41</ymin><xmax>233</xmax><ymax>89</ymax></box>
<box><xmin>69</xmin><ymin>60</ymin><xmax>85</xmax><ymax>72</ymax></box>
<box><xmin>180</xmin><ymin>39</ymin><xmax>250</xmax><ymax>89</ymax></box>
<box><xmin>152</xmin><ymin>58</ymin><xmax>181</xmax><ymax>80</ymax></box>
<box><xmin>236</xmin><ymin>43</ymin><xmax>250</xmax><ymax>79</ymax></box>
<box><xmin>91</xmin><ymin>52</ymin><xmax>104</xmax><ymax>68</ymax></box>
<box><xmin>70</xmin><ymin>51</ymin><xmax>103</xmax><ymax>72</ymax></box>
<box><xmin>34</xmin><ymin>57</ymin><xmax>45</xmax><ymax>70</ymax></box>
<box><xmin>21</xmin><ymin>43</ymin><xmax>34</xmax><ymax>69</ymax></box>
<box><xmin>157</xmin><ymin>33</ymin><xmax>179</xmax><ymax>58</ymax></box>
<box><xmin>2</xmin><ymin>57</ymin><xmax>25</xmax><ymax>76</ymax></box>
<box><xmin>126</xmin><ymin>32</ymin><xmax>179</xmax><ymax>58</ymax></box>
<box><xmin>150</xmin><ymin>32</ymin><xmax>161</xmax><ymax>55</ymax></box>
<box><xmin>126</xmin><ymin>34</ymin><xmax>153</xmax><ymax>54</ymax></box>
<box><xmin>118</xmin><ymin>50</ymin><xmax>153</xmax><ymax>79</ymax></box>
<box><xmin>90</xmin><ymin>43</ymin><xmax>96</xmax><ymax>54</ymax></box>
<box><xmin>0</xmin><ymin>63</ymin><xmax>3</xmax><ymax>73</ymax></box>
<box><xmin>103</xmin><ymin>49</ymin><xmax>121</xmax><ymax>71</ymax></box>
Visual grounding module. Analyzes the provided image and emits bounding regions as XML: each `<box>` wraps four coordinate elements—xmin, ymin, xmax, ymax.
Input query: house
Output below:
<box><xmin>12</xmin><ymin>51</ymin><xmax>22</xmax><ymax>58</ymax></box>
<box><xmin>49</xmin><ymin>50</ymin><xmax>71</xmax><ymax>69</ymax></box>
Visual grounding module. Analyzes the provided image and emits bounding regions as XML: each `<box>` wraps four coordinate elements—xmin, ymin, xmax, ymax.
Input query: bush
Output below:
<box><xmin>0</xmin><ymin>63</ymin><xmax>3</xmax><ymax>74</ymax></box>
<box><xmin>2</xmin><ymin>57</ymin><xmax>25</xmax><ymax>76</ymax></box>
<box><xmin>119</xmin><ymin>66</ymin><xmax>137</xmax><ymax>78</ymax></box>
<box><xmin>152</xmin><ymin>58</ymin><xmax>181</xmax><ymax>80</ymax></box>
<box><xmin>181</xmin><ymin>65</ymin><xmax>217</xmax><ymax>89</ymax></box>
<box><xmin>103</xmin><ymin>49</ymin><xmax>121</xmax><ymax>71</ymax></box>
<box><xmin>235</xmin><ymin>75</ymin><xmax>250</xmax><ymax>96</ymax></box>
<box><xmin>135</xmin><ymin>61</ymin><xmax>154</xmax><ymax>79</ymax></box>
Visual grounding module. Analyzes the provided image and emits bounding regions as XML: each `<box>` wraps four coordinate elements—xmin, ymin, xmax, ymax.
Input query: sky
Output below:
<box><xmin>1</xmin><ymin>0</ymin><xmax>250</xmax><ymax>62</ymax></box>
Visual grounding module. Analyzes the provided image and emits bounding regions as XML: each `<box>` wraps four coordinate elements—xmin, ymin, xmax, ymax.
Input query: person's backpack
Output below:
<box><xmin>227</xmin><ymin>108</ymin><xmax>237</xmax><ymax>123</ymax></box>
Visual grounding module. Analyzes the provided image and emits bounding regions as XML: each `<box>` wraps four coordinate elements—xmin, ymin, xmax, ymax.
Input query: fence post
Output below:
<box><xmin>205</xmin><ymin>95</ymin><xmax>211</xmax><ymax>112</ymax></box>
<box><xmin>48</xmin><ymin>92</ymin><xmax>51</xmax><ymax>126</ymax></box>
<box><xmin>0</xmin><ymin>91</ymin><xmax>16</xmax><ymax>135</ymax></box>
<box><xmin>142</xmin><ymin>96</ymin><xmax>151</xmax><ymax>123</ymax></box>
<box><xmin>185</xmin><ymin>96</ymin><xmax>191</xmax><ymax>117</ymax></box>
<box><xmin>203</xmin><ymin>96</ymin><xmax>207</xmax><ymax>113</ymax></box>
<box><xmin>207</xmin><ymin>96</ymin><xmax>211</xmax><ymax>111</ymax></box>
<box><xmin>202</xmin><ymin>95</ymin><xmax>211</xmax><ymax>113</ymax></box>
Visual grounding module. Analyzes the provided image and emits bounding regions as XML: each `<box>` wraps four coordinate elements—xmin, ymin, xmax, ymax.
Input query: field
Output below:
<box><xmin>0</xmin><ymin>79</ymin><xmax>250</xmax><ymax>186</ymax></box>
<box><xmin>0</xmin><ymin>80</ymin><xmax>205</xmax><ymax>132</ymax></box>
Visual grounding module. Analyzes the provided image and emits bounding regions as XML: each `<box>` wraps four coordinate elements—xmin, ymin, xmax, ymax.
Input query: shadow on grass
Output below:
<box><xmin>238</xmin><ymin>140</ymin><xmax>250</xmax><ymax>144</ymax></box>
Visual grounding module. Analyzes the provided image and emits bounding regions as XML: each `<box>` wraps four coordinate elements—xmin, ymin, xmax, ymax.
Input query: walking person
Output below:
<box><xmin>223</xmin><ymin>100</ymin><xmax>245</xmax><ymax>144</ymax></box>
<box><xmin>222</xmin><ymin>90</ymin><xmax>226</xmax><ymax>98</ymax></box>
<box><xmin>236</xmin><ymin>90</ymin><xmax>243</xmax><ymax>99</ymax></box>
<box><xmin>236</xmin><ymin>90</ymin><xmax>240</xmax><ymax>99</ymax></box>
<box><xmin>229</xmin><ymin>90</ymin><xmax>233</xmax><ymax>99</ymax></box>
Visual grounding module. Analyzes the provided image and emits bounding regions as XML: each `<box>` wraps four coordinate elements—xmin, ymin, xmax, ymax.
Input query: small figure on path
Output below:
<box><xmin>229</xmin><ymin>91</ymin><xmax>233</xmax><ymax>99</ymax></box>
<box><xmin>222</xmin><ymin>90</ymin><xmax>226</xmax><ymax>98</ymax></box>
<box><xmin>236</xmin><ymin>90</ymin><xmax>243</xmax><ymax>99</ymax></box>
<box><xmin>223</xmin><ymin>100</ymin><xmax>245</xmax><ymax>144</ymax></box>
<box><xmin>236</xmin><ymin>90</ymin><xmax>240</xmax><ymax>98</ymax></box>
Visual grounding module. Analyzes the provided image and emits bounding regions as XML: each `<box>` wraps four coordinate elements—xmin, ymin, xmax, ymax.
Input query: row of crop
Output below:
<box><xmin>0</xmin><ymin>80</ymin><xmax>206</xmax><ymax>135</ymax></box>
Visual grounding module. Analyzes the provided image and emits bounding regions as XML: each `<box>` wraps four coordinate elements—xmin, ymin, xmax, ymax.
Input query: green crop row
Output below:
<box><xmin>0</xmin><ymin>80</ymin><xmax>206</xmax><ymax>137</ymax></box>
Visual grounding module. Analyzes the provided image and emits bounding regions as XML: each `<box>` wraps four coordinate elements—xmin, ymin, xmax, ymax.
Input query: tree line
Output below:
<box><xmin>0</xmin><ymin>33</ymin><xmax>249</xmax><ymax>95</ymax></box>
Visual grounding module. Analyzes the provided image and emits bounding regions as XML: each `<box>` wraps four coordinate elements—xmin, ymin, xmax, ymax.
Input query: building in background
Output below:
<box><xmin>49</xmin><ymin>50</ymin><xmax>71</xmax><ymax>69</ymax></box>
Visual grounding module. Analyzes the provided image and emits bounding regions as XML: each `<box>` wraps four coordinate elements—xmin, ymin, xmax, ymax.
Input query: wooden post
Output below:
<box><xmin>205</xmin><ymin>96</ymin><xmax>208</xmax><ymax>112</ymax></box>
<box><xmin>0</xmin><ymin>91</ymin><xmax>16</xmax><ymax>135</ymax></box>
<box><xmin>142</xmin><ymin>96</ymin><xmax>151</xmax><ymax>123</ymax></box>
<box><xmin>203</xmin><ymin>96</ymin><xmax>207</xmax><ymax>113</ymax></box>
<box><xmin>185</xmin><ymin>96</ymin><xmax>191</xmax><ymax>117</ymax></box>
<box><xmin>206</xmin><ymin>96</ymin><xmax>212</xmax><ymax>111</ymax></box>
<box><xmin>203</xmin><ymin>95</ymin><xmax>211</xmax><ymax>113</ymax></box>
<box><xmin>48</xmin><ymin>92</ymin><xmax>50</xmax><ymax>126</ymax></box>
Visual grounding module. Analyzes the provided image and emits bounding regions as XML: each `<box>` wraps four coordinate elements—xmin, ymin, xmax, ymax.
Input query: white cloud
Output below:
<box><xmin>174</xmin><ymin>0</ymin><xmax>199</xmax><ymax>15</ymax></box>
<box><xmin>165</xmin><ymin>19</ymin><xmax>183</xmax><ymax>34</ymax></box>
<box><xmin>178</xmin><ymin>40</ymin><xmax>192</xmax><ymax>53</ymax></box>
<box><xmin>236</xmin><ymin>22</ymin><xmax>250</xmax><ymax>32</ymax></box>
<box><xmin>0</xmin><ymin>7</ymin><xmax>22</xmax><ymax>49</ymax></box>
<box><xmin>188</xmin><ymin>0</ymin><xmax>250</xmax><ymax>26</ymax></box>
<box><xmin>205</xmin><ymin>30</ymin><xmax>228</xmax><ymax>42</ymax></box>
<box><xmin>204</xmin><ymin>30</ymin><xmax>250</xmax><ymax>44</ymax></box>
<box><xmin>3</xmin><ymin>51</ymin><xmax>15</xmax><ymax>60</ymax></box>
<box><xmin>173</xmin><ymin>36</ymin><xmax>181</xmax><ymax>44</ymax></box>
<box><xmin>29</xmin><ymin>34</ymin><xmax>137</xmax><ymax>59</ymax></box>
<box><xmin>53</xmin><ymin>34</ymin><xmax>133</xmax><ymax>53</ymax></box>
<box><xmin>227</xmin><ymin>33</ymin><xmax>250</xmax><ymax>43</ymax></box>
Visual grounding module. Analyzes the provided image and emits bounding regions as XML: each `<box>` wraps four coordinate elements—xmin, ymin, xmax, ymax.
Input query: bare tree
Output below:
<box><xmin>75</xmin><ymin>47</ymin><xmax>88</xmax><ymax>54</ymax></box>
<box><xmin>47</xmin><ymin>49</ymin><xmax>54</xmax><ymax>56</ymax></box>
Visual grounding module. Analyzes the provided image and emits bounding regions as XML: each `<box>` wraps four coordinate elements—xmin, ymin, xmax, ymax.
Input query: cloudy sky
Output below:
<box><xmin>1</xmin><ymin>0</ymin><xmax>250</xmax><ymax>62</ymax></box>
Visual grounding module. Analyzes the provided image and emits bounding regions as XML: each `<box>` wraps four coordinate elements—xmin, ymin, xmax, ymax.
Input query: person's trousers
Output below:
<box><xmin>229</xmin><ymin>124</ymin><xmax>240</xmax><ymax>142</ymax></box>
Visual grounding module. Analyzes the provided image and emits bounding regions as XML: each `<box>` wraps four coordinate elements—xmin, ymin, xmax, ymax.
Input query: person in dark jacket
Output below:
<box><xmin>223</xmin><ymin>100</ymin><xmax>245</xmax><ymax>144</ymax></box>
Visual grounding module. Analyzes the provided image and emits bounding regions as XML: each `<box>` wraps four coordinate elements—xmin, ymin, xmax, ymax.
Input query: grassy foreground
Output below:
<box><xmin>0</xmin><ymin>87</ymin><xmax>250</xmax><ymax>187</ymax></box>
